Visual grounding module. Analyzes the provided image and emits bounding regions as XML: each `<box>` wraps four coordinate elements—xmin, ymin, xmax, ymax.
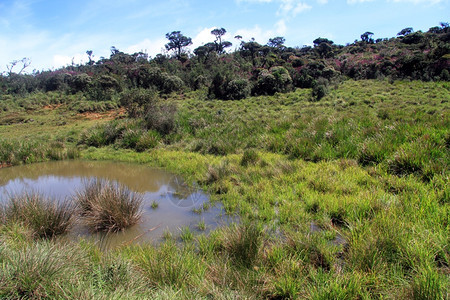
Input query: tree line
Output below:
<box><xmin>1</xmin><ymin>23</ymin><xmax>449</xmax><ymax>101</ymax></box>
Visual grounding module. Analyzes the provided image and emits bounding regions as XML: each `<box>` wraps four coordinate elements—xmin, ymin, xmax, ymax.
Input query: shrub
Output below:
<box><xmin>144</xmin><ymin>102</ymin><xmax>177</xmax><ymax>136</ymax></box>
<box><xmin>76</xmin><ymin>179</ymin><xmax>143</xmax><ymax>232</ymax></box>
<box><xmin>120</xmin><ymin>128</ymin><xmax>143</xmax><ymax>149</ymax></box>
<box><xmin>160</xmin><ymin>74</ymin><xmax>184</xmax><ymax>94</ymax></box>
<box><xmin>120</xmin><ymin>88</ymin><xmax>157</xmax><ymax>118</ymax></box>
<box><xmin>224</xmin><ymin>79</ymin><xmax>251</xmax><ymax>100</ymax></box>
<box><xmin>311</xmin><ymin>78</ymin><xmax>329</xmax><ymax>101</ymax></box>
<box><xmin>70</xmin><ymin>73</ymin><xmax>92</xmax><ymax>93</ymax></box>
<box><xmin>135</xmin><ymin>130</ymin><xmax>160</xmax><ymax>152</ymax></box>
<box><xmin>254</xmin><ymin>71</ymin><xmax>277</xmax><ymax>95</ymax></box>
<box><xmin>194</xmin><ymin>75</ymin><xmax>209</xmax><ymax>89</ymax></box>
<box><xmin>4</xmin><ymin>192</ymin><xmax>75</xmax><ymax>239</ymax></box>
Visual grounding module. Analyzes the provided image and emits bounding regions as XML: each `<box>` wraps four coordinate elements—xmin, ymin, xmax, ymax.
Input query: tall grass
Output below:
<box><xmin>75</xmin><ymin>179</ymin><xmax>143</xmax><ymax>232</ymax></box>
<box><xmin>218</xmin><ymin>222</ymin><xmax>264</xmax><ymax>268</ymax></box>
<box><xmin>3</xmin><ymin>192</ymin><xmax>75</xmax><ymax>239</ymax></box>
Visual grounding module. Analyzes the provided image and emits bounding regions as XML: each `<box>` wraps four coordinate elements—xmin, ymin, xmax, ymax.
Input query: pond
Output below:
<box><xmin>0</xmin><ymin>160</ymin><xmax>232</xmax><ymax>247</ymax></box>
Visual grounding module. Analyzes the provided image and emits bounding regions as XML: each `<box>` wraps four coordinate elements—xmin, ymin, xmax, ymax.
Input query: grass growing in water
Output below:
<box><xmin>75</xmin><ymin>179</ymin><xmax>143</xmax><ymax>232</ymax></box>
<box><xmin>3</xmin><ymin>192</ymin><xmax>75</xmax><ymax>239</ymax></box>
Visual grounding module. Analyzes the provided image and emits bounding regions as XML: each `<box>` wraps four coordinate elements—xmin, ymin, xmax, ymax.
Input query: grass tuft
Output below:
<box><xmin>75</xmin><ymin>179</ymin><xmax>143</xmax><ymax>232</ymax></box>
<box><xmin>219</xmin><ymin>222</ymin><xmax>264</xmax><ymax>268</ymax></box>
<box><xmin>4</xmin><ymin>192</ymin><xmax>75</xmax><ymax>239</ymax></box>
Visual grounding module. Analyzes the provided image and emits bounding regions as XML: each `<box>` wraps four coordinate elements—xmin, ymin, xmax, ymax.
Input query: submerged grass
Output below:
<box><xmin>76</xmin><ymin>179</ymin><xmax>143</xmax><ymax>232</ymax></box>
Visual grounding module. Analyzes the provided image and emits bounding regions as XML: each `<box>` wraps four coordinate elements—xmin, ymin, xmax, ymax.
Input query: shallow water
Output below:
<box><xmin>0</xmin><ymin>160</ymin><xmax>232</xmax><ymax>247</ymax></box>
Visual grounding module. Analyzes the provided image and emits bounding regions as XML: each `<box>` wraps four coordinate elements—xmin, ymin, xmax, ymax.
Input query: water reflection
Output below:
<box><xmin>0</xmin><ymin>160</ymin><xmax>233</xmax><ymax>247</ymax></box>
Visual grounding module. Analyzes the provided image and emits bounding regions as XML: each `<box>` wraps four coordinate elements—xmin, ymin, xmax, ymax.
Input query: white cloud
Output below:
<box><xmin>125</xmin><ymin>38</ymin><xmax>167</xmax><ymax>58</ymax></box>
<box><xmin>53</xmin><ymin>53</ymin><xmax>86</xmax><ymax>68</ymax></box>
<box><xmin>238</xmin><ymin>0</ymin><xmax>312</xmax><ymax>17</ymax></box>
<box><xmin>317</xmin><ymin>0</ymin><xmax>328</xmax><ymax>4</ymax></box>
<box><xmin>191</xmin><ymin>27</ymin><xmax>218</xmax><ymax>48</ymax></box>
<box><xmin>233</xmin><ymin>20</ymin><xmax>288</xmax><ymax>44</ymax></box>
<box><xmin>277</xmin><ymin>1</ymin><xmax>312</xmax><ymax>16</ymax></box>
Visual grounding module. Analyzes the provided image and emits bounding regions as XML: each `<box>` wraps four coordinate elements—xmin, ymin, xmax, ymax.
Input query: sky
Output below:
<box><xmin>0</xmin><ymin>0</ymin><xmax>448</xmax><ymax>73</ymax></box>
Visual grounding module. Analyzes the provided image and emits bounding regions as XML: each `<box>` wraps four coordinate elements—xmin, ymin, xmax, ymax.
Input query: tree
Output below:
<box><xmin>312</xmin><ymin>38</ymin><xmax>334</xmax><ymax>58</ymax></box>
<box><xmin>361</xmin><ymin>32</ymin><xmax>374</xmax><ymax>43</ymax></box>
<box><xmin>240</xmin><ymin>41</ymin><xmax>262</xmax><ymax>66</ymax></box>
<box><xmin>86</xmin><ymin>50</ymin><xmax>94</xmax><ymax>65</ymax></box>
<box><xmin>397</xmin><ymin>27</ymin><xmax>413</xmax><ymax>36</ymax></box>
<box><xmin>165</xmin><ymin>31</ymin><xmax>192</xmax><ymax>59</ymax></box>
<box><xmin>6</xmin><ymin>57</ymin><xmax>31</xmax><ymax>76</ymax></box>
<box><xmin>211</xmin><ymin>27</ymin><xmax>232</xmax><ymax>54</ymax></box>
<box><xmin>313</xmin><ymin>37</ymin><xmax>334</xmax><ymax>47</ymax></box>
<box><xmin>267</xmin><ymin>37</ymin><xmax>286</xmax><ymax>50</ymax></box>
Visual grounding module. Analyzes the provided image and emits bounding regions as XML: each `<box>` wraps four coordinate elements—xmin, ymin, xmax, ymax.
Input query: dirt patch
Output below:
<box><xmin>43</xmin><ymin>104</ymin><xmax>62</xmax><ymax>110</ymax></box>
<box><xmin>80</xmin><ymin>108</ymin><xmax>125</xmax><ymax>120</ymax></box>
<box><xmin>0</xmin><ymin>162</ymin><xmax>12</xmax><ymax>169</ymax></box>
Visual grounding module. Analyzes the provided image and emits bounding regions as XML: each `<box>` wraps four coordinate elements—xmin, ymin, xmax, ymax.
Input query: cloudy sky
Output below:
<box><xmin>0</xmin><ymin>0</ymin><xmax>448</xmax><ymax>73</ymax></box>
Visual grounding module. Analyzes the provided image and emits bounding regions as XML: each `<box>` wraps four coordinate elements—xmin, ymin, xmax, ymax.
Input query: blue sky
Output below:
<box><xmin>0</xmin><ymin>0</ymin><xmax>448</xmax><ymax>73</ymax></box>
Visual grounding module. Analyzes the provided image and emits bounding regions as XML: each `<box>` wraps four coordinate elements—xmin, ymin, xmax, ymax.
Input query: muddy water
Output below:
<box><xmin>0</xmin><ymin>160</ymin><xmax>232</xmax><ymax>247</ymax></box>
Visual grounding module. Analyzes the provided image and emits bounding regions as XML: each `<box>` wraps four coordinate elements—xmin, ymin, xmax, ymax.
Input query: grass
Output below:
<box><xmin>75</xmin><ymin>179</ymin><xmax>143</xmax><ymax>232</ymax></box>
<box><xmin>0</xmin><ymin>79</ymin><xmax>448</xmax><ymax>298</ymax></box>
<box><xmin>2</xmin><ymin>192</ymin><xmax>75</xmax><ymax>239</ymax></box>
<box><xmin>151</xmin><ymin>200</ymin><xmax>159</xmax><ymax>209</ymax></box>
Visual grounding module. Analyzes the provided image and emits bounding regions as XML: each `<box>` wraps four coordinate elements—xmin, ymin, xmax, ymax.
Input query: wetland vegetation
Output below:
<box><xmin>0</xmin><ymin>24</ymin><xmax>448</xmax><ymax>299</ymax></box>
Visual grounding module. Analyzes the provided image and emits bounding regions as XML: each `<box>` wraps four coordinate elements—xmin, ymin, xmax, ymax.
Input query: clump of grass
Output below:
<box><xmin>4</xmin><ymin>192</ymin><xmax>75</xmax><ymax>239</ymax></box>
<box><xmin>197</xmin><ymin>220</ymin><xmax>206</xmax><ymax>231</ymax></box>
<box><xmin>0</xmin><ymin>242</ymin><xmax>72</xmax><ymax>298</ymax></box>
<box><xmin>150</xmin><ymin>200</ymin><xmax>159</xmax><ymax>209</ymax></box>
<box><xmin>75</xmin><ymin>179</ymin><xmax>143</xmax><ymax>232</ymax></box>
<box><xmin>240</xmin><ymin>149</ymin><xmax>259</xmax><ymax>167</ymax></box>
<box><xmin>162</xmin><ymin>230</ymin><xmax>173</xmax><ymax>240</ymax></box>
<box><xmin>410</xmin><ymin>268</ymin><xmax>447</xmax><ymax>300</ymax></box>
<box><xmin>179</xmin><ymin>226</ymin><xmax>194</xmax><ymax>242</ymax></box>
<box><xmin>192</xmin><ymin>207</ymin><xmax>203</xmax><ymax>214</ymax></box>
<box><xmin>219</xmin><ymin>222</ymin><xmax>264</xmax><ymax>268</ymax></box>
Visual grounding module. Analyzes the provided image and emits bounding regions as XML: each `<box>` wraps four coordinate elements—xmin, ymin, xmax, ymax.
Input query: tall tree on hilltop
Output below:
<box><xmin>165</xmin><ymin>31</ymin><xmax>192</xmax><ymax>59</ymax></box>
<box><xmin>211</xmin><ymin>27</ymin><xmax>232</xmax><ymax>54</ymax></box>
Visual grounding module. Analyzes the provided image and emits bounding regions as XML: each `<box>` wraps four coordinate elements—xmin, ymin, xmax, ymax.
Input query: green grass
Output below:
<box><xmin>0</xmin><ymin>80</ymin><xmax>448</xmax><ymax>299</ymax></box>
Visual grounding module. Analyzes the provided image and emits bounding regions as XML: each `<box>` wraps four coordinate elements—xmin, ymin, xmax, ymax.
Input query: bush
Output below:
<box><xmin>225</xmin><ymin>79</ymin><xmax>251</xmax><ymax>100</ymax></box>
<box><xmin>311</xmin><ymin>78</ymin><xmax>329</xmax><ymax>101</ymax></box>
<box><xmin>70</xmin><ymin>73</ymin><xmax>92</xmax><ymax>93</ymax></box>
<box><xmin>135</xmin><ymin>130</ymin><xmax>160</xmax><ymax>152</ymax></box>
<box><xmin>144</xmin><ymin>102</ymin><xmax>177</xmax><ymax>136</ymax></box>
<box><xmin>160</xmin><ymin>74</ymin><xmax>184</xmax><ymax>94</ymax></box>
<box><xmin>254</xmin><ymin>71</ymin><xmax>277</xmax><ymax>95</ymax></box>
<box><xmin>120</xmin><ymin>88</ymin><xmax>157</xmax><ymax>118</ymax></box>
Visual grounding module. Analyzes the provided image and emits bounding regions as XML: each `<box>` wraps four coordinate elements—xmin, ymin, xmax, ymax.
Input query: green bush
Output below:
<box><xmin>161</xmin><ymin>74</ymin><xmax>184</xmax><ymax>94</ymax></box>
<box><xmin>144</xmin><ymin>102</ymin><xmax>177</xmax><ymax>136</ymax></box>
<box><xmin>120</xmin><ymin>88</ymin><xmax>157</xmax><ymax>118</ymax></box>
<box><xmin>135</xmin><ymin>130</ymin><xmax>160</xmax><ymax>152</ymax></box>
<box><xmin>225</xmin><ymin>79</ymin><xmax>251</xmax><ymax>100</ymax></box>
